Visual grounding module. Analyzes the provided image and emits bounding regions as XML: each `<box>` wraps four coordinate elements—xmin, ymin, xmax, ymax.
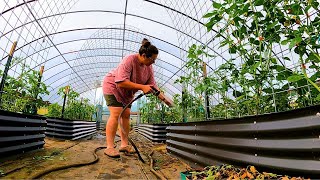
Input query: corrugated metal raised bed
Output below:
<box><xmin>137</xmin><ymin>124</ymin><xmax>167</xmax><ymax>142</ymax></box>
<box><xmin>0</xmin><ymin>110</ymin><xmax>46</xmax><ymax>156</ymax></box>
<box><xmin>167</xmin><ymin>105</ymin><xmax>320</xmax><ymax>177</ymax></box>
<box><xmin>96</xmin><ymin>121</ymin><xmax>106</xmax><ymax>131</ymax></box>
<box><xmin>132</xmin><ymin>125</ymin><xmax>138</xmax><ymax>132</ymax></box>
<box><xmin>46</xmin><ymin>118</ymin><xmax>96</xmax><ymax>140</ymax></box>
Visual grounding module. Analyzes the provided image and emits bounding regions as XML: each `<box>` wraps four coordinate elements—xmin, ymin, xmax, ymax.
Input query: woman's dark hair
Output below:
<box><xmin>139</xmin><ymin>38</ymin><xmax>158</xmax><ymax>58</ymax></box>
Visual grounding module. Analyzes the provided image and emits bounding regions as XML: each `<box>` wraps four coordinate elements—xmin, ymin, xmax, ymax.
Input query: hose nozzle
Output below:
<box><xmin>151</xmin><ymin>86</ymin><xmax>160</xmax><ymax>96</ymax></box>
<box><xmin>151</xmin><ymin>86</ymin><xmax>174</xmax><ymax>107</ymax></box>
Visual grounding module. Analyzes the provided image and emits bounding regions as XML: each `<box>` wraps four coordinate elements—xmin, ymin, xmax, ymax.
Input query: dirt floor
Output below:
<box><xmin>0</xmin><ymin>131</ymin><xmax>189</xmax><ymax>179</ymax></box>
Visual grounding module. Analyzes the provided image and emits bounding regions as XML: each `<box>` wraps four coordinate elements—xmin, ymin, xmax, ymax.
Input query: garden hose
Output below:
<box><xmin>30</xmin><ymin>139</ymin><xmax>122</xmax><ymax>179</ymax></box>
<box><xmin>1</xmin><ymin>141</ymin><xmax>81</xmax><ymax>177</ymax></box>
<box><xmin>28</xmin><ymin>91</ymin><xmax>160</xmax><ymax>179</ymax></box>
<box><xmin>117</xmin><ymin>93</ymin><xmax>150</xmax><ymax>164</ymax></box>
<box><xmin>31</xmin><ymin>146</ymin><xmax>104</xmax><ymax>179</ymax></box>
<box><xmin>148</xmin><ymin>150</ymin><xmax>166</xmax><ymax>180</ymax></box>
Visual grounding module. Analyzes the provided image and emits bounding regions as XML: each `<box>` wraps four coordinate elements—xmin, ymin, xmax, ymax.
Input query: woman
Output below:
<box><xmin>102</xmin><ymin>38</ymin><xmax>167</xmax><ymax>158</ymax></box>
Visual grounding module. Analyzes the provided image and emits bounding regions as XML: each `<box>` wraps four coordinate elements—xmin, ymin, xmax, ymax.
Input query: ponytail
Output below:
<box><xmin>139</xmin><ymin>38</ymin><xmax>158</xmax><ymax>57</ymax></box>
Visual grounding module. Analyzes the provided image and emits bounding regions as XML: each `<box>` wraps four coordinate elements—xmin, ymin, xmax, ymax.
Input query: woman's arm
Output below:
<box><xmin>117</xmin><ymin>80</ymin><xmax>154</xmax><ymax>94</ymax></box>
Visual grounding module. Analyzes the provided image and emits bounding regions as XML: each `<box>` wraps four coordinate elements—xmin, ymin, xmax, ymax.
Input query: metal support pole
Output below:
<box><xmin>203</xmin><ymin>62</ymin><xmax>210</xmax><ymax>120</ymax></box>
<box><xmin>61</xmin><ymin>85</ymin><xmax>69</xmax><ymax>119</ymax></box>
<box><xmin>0</xmin><ymin>41</ymin><xmax>17</xmax><ymax>106</ymax></box>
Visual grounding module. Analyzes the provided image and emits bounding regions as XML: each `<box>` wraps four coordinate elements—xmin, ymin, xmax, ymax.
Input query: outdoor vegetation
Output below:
<box><xmin>140</xmin><ymin>0</ymin><xmax>320</xmax><ymax>123</ymax></box>
<box><xmin>0</xmin><ymin>57</ymin><xmax>49</xmax><ymax>114</ymax></box>
<box><xmin>47</xmin><ymin>86</ymin><xmax>95</xmax><ymax>121</ymax></box>
<box><xmin>140</xmin><ymin>93</ymin><xmax>183</xmax><ymax>124</ymax></box>
<box><xmin>0</xmin><ymin>57</ymin><xmax>95</xmax><ymax>120</ymax></box>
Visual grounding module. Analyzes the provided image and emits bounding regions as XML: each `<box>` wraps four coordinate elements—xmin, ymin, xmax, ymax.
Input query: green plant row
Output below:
<box><xmin>0</xmin><ymin>57</ymin><xmax>95</xmax><ymax>121</ymax></box>
<box><xmin>0</xmin><ymin>57</ymin><xmax>49</xmax><ymax>114</ymax></box>
<box><xmin>140</xmin><ymin>0</ymin><xmax>319</xmax><ymax>123</ymax></box>
<box><xmin>47</xmin><ymin>86</ymin><xmax>95</xmax><ymax>121</ymax></box>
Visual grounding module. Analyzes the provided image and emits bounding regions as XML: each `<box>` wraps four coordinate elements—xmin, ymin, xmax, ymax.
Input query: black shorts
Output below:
<box><xmin>104</xmin><ymin>94</ymin><xmax>131</xmax><ymax>108</ymax></box>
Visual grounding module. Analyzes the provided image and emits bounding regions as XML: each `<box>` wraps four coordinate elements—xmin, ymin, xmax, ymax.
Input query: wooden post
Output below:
<box><xmin>0</xmin><ymin>41</ymin><xmax>17</xmax><ymax>106</ymax></box>
<box><xmin>31</xmin><ymin>66</ymin><xmax>45</xmax><ymax>114</ymax></box>
<box><xmin>61</xmin><ymin>85</ymin><xmax>70</xmax><ymax>118</ymax></box>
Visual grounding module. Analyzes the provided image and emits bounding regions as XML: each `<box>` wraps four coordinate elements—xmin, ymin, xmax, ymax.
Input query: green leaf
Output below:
<box><xmin>310</xmin><ymin>71</ymin><xmax>320</xmax><ymax>81</ymax></box>
<box><xmin>283</xmin><ymin>57</ymin><xmax>290</xmax><ymax>61</ymax></box>
<box><xmin>307</xmin><ymin>53</ymin><xmax>320</xmax><ymax>63</ymax></box>
<box><xmin>253</xmin><ymin>40</ymin><xmax>260</xmax><ymax>45</ymax></box>
<box><xmin>205</xmin><ymin>18</ymin><xmax>215</xmax><ymax>31</ymax></box>
<box><xmin>270</xmin><ymin>58</ymin><xmax>277</xmax><ymax>64</ymax></box>
<box><xmin>203</xmin><ymin>12</ymin><xmax>215</xmax><ymax>18</ymax></box>
<box><xmin>316</xmin><ymin>93</ymin><xmax>320</xmax><ymax>101</ymax></box>
<box><xmin>255</xmin><ymin>12</ymin><xmax>264</xmax><ymax>18</ymax></box>
<box><xmin>212</xmin><ymin>2</ymin><xmax>222</xmax><ymax>9</ymax></box>
<box><xmin>312</xmin><ymin>1</ymin><xmax>319</xmax><ymax>9</ymax></box>
<box><xmin>254</xmin><ymin>0</ymin><xmax>264</xmax><ymax>6</ymax></box>
<box><xmin>287</xmin><ymin>74</ymin><xmax>304</xmax><ymax>82</ymax></box>
<box><xmin>281</xmin><ymin>39</ymin><xmax>289</xmax><ymax>45</ymax></box>
<box><xmin>267</xmin><ymin>21</ymin><xmax>278</xmax><ymax>29</ymax></box>
<box><xmin>263</xmin><ymin>88</ymin><xmax>273</xmax><ymax>94</ymax></box>
<box><xmin>289</xmin><ymin>37</ymin><xmax>302</xmax><ymax>50</ymax></box>
<box><xmin>252</xmin><ymin>61</ymin><xmax>261</xmax><ymax>71</ymax></box>
<box><xmin>291</xmin><ymin>4</ymin><xmax>304</xmax><ymax>15</ymax></box>
<box><xmin>309</xmin><ymin>64</ymin><xmax>318</xmax><ymax>69</ymax></box>
<box><xmin>229</xmin><ymin>46</ymin><xmax>236</xmax><ymax>54</ymax></box>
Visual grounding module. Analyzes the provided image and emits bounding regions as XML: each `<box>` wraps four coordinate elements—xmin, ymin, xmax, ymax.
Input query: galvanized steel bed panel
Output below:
<box><xmin>166</xmin><ymin>106</ymin><xmax>320</xmax><ymax>176</ymax></box>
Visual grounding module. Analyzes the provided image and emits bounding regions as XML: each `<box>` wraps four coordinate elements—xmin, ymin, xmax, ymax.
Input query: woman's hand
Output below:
<box><xmin>141</xmin><ymin>85</ymin><xmax>155</xmax><ymax>94</ymax></box>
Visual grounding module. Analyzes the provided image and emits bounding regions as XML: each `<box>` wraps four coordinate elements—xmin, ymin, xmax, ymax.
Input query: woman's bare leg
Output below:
<box><xmin>119</xmin><ymin>107</ymin><xmax>131</xmax><ymax>147</ymax></box>
<box><xmin>106</xmin><ymin>106</ymin><xmax>122</xmax><ymax>149</ymax></box>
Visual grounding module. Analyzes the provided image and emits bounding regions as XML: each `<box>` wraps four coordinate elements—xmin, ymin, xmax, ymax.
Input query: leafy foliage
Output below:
<box><xmin>55</xmin><ymin>86</ymin><xmax>95</xmax><ymax>121</ymax></box>
<box><xmin>0</xmin><ymin>57</ymin><xmax>49</xmax><ymax>114</ymax></box>
<box><xmin>140</xmin><ymin>1</ymin><xmax>319</xmax><ymax>122</ymax></box>
<box><xmin>47</xmin><ymin>103</ymin><xmax>62</xmax><ymax>118</ymax></box>
<box><xmin>140</xmin><ymin>91</ymin><xmax>183</xmax><ymax>123</ymax></box>
<box><xmin>183</xmin><ymin>0</ymin><xmax>320</xmax><ymax>119</ymax></box>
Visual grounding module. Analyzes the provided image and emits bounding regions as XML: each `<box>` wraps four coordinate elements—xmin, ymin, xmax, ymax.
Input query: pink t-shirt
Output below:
<box><xmin>102</xmin><ymin>54</ymin><xmax>157</xmax><ymax>105</ymax></box>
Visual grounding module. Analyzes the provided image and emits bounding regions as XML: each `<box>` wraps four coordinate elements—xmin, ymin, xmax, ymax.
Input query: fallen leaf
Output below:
<box><xmin>241</xmin><ymin>172</ymin><xmax>247</xmax><ymax>179</ymax></box>
<box><xmin>250</xmin><ymin>166</ymin><xmax>257</xmax><ymax>174</ymax></box>
<box><xmin>282</xmin><ymin>176</ymin><xmax>290</xmax><ymax>180</ymax></box>
<box><xmin>247</xmin><ymin>171</ymin><xmax>254</xmax><ymax>179</ymax></box>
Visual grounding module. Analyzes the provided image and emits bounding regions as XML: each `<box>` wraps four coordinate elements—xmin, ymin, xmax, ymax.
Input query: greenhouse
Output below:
<box><xmin>0</xmin><ymin>0</ymin><xmax>319</xmax><ymax>179</ymax></box>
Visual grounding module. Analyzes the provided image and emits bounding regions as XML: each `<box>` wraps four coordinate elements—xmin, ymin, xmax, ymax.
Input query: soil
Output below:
<box><xmin>0</xmin><ymin>131</ymin><xmax>189</xmax><ymax>179</ymax></box>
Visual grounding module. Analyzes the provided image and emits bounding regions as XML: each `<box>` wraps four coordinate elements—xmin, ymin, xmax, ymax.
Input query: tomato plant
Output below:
<box><xmin>55</xmin><ymin>86</ymin><xmax>95</xmax><ymax>121</ymax></box>
<box><xmin>0</xmin><ymin>57</ymin><xmax>49</xmax><ymax>114</ymax></box>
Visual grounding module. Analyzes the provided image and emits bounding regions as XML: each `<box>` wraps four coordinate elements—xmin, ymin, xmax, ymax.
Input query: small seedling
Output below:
<box><xmin>0</xmin><ymin>169</ymin><xmax>5</xmax><ymax>176</ymax></box>
<box><xmin>59</xmin><ymin>157</ymin><xmax>67</xmax><ymax>161</ymax></box>
<box><xmin>33</xmin><ymin>155</ymin><xmax>54</xmax><ymax>161</ymax></box>
<box><xmin>51</xmin><ymin>149</ymin><xmax>61</xmax><ymax>156</ymax></box>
